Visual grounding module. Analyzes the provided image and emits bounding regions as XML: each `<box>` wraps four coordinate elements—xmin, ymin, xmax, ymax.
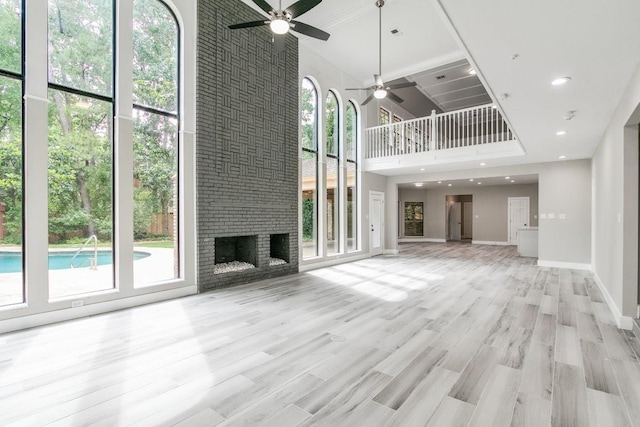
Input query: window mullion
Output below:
<box><xmin>115</xmin><ymin>0</ymin><xmax>135</xmax><ymax>295</ymax></box>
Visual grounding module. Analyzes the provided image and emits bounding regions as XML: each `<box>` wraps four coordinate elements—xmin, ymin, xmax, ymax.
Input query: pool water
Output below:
<box><xmin>0</xmin><ymin>251</ymin><xmax>150</xmax><ymax>273</ymax></box>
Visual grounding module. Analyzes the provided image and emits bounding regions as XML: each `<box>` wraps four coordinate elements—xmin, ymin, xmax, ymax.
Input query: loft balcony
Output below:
<box><xmin>363</xmin><ymin>104</ymin><xmax>524</xmax><ymax>172</ymax></box>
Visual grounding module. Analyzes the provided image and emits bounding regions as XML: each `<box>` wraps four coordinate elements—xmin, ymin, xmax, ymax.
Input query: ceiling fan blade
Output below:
<box><xmin>387</xmin><ymin>91</ymin><xmax>404</xmax><ymax>104</ymax></box>
<box><xmin>386</xmin><ymin>81</ymin><xmax>417</xmax><ymax>90</ymax></box>
<box><xmin>286</xmin><ymin>0</ymin><xmax>322</xmax><ymax>19</ymax></box>
<box><xmin>374</xmin><ymin>74</ymin><xmax>384</xmax><ymax>87</ymax></box>
<box><xmin>345</xmin><ymin>87</ymin><xmax>369</xmax><ymax>91</ymax></box>
<box><xmin>290</xmin><ymin>20</ymin><xmax>330</xmax><ymax>41</ymax></box>
<box><xmin>273</xmin><ymin>34</ymin><xmax>285</xmax><ymax>53</ymax></box>
<box><xmin>361</xmin><ymin>93</ymin><xmax>376</xmax><ymax>106</ymax></box>
<box><xmin>251</xmin><ymin>0</ymin><xmax>273</xmax><ymax>14</ymax></box>
<box><xmin>229</xmin><ymin>20</ymin><xmax>268</xmax><ymax>30</ymax></box>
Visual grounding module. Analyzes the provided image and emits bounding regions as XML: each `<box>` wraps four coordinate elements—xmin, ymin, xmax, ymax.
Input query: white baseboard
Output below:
<box><xmin>537</xmin><ymin>260</ymin><xmax>592</xmax><ymax>271</ymax></box>
<box><xmin>472</xmin><ymin>241</ymin><xmax>511</xmax><ymax>246</ymax></box>
<box><xmin>299</xmin><ymin>252</ymin><xmax>371</xmax><ymax>272</ymax></box>
<box><xmin>0</xmin><ymin>285</ymin><xmax>198</xmax><ymax>334</ymax></box>
<box><xmin>384</xmin><ymin>249</ymin><xmax>400</xmax><ymax>255</ymax></box>
<box><xmin>398</xmin><ymin>238</ymin><xmax>446</xmax><ymax>243</ymax></box>
<box><xmin>593</xmin><ymin>272</ymin><xmax>634</xmax><ymax>330</ymax></box>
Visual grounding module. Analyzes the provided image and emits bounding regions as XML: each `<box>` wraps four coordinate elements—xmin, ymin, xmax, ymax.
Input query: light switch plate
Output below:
<box><xmin>548</xmin><ymin>213</ymin><xmax>556</xmax><ymax>219</ymax></box>
<box><xmin>540</xmin><ymin>213</ymin><xmax>547</xmax><ymax>219</ymax></box>
<box><xmin>559</xmin><ymin>214</ymin><xmax>566</xmax><ymax>220</ymax></box>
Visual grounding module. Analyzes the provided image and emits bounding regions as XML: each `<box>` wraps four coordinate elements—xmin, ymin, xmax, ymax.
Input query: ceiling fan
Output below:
<box><xmin>347</xmin><ymin>0</ymin><xmax>416</xmax><ymax>105</ymax></box>
<box><xmin>228</xmin><ymin>0</ymin><xmax>330</xmax><ymax>45</ymax></box>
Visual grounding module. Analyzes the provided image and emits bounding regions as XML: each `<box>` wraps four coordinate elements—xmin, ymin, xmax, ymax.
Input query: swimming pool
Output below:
<box><xmin>0</xmin><ymin>251</ymin><xmax>151</xmax><ymax>273</ymax></box>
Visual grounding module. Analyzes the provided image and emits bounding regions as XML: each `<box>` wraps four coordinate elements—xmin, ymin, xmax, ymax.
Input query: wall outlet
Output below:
<box><xmin>71</xmin><ymin>300</ymin><xmax>84</xmax><ymax>308</ymax></box>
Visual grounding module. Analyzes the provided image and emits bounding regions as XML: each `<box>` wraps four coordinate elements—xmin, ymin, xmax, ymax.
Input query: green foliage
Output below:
<box><xmin>0</xmin><ymin>0</ymin><xmax>21</xmax><ymax>73</ymax></box>
<box><xmin>302</xmin><ymin>197</ymin><xmax>315</xmax><ymax>241</ymax></box>
<box><xmin>325</xmin><ymin>92</ymin><xmax>337</xmax><ymax>155</ymax></box>
<box><xmin>301</xmin><ymin>79</ymin><xmax>316</xmax><ymax>151</ymax></box>
<box><xmin>133</xmin><ymin>187</ymin><xmax>155</xmax><ymax>239</ymax></box>
<box><xmin>0</xmin><ymin>0</ymin><xmax>179</xmax><ymax>245</ymax></box>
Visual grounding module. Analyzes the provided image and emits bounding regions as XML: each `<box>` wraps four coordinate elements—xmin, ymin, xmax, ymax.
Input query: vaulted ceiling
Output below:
<box><xmin>239</xmin><ymin>0</ymin><xmax>640</xmax><ymax>173</ymax></box>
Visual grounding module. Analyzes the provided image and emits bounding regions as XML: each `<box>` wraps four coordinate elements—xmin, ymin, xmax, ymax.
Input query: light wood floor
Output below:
<box><xmin>1</xmin><ymin>243</ymin><xmax>639</xmax><ymax>426</ymax></box>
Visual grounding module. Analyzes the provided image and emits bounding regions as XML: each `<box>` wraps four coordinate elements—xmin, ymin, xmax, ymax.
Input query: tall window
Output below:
<box><xmin>47</xmin><ymin>0</ymin><xmax>114</xmax><ymax>298</ymax></box>
<box><xmin>379</xmin><ymin>107</ymin><xmax>390</xmax><ymax>125</ymax></box>
<box><xmin>0</xmin><ymin>0</ymin><xmax>23</xmax><ymax>306</ymax></box>
<box><xmin>325</xmin><ymin>90</ymin><xmax>340</xmax><ymax>255</ymax></box>
<box><xmin>132</xmin><ymin>0</ymin><xmax>179</xmax><ymax>287</ymax></box>
<box><xmin>346</xmin><ymin>101</ymin><xmax>358</xmax><ymax>252</ymax></box>
<box><xmin>301</xmin><ymin>78</ymin><xmax>318</xmax><ymax>259</ymax></box>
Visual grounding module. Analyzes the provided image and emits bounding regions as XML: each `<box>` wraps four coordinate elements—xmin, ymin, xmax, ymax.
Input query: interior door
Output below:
<box><xmin>370</xmin><ymin>191</ymin><xmax>384</xmax><ymax>256</ymax></box>
<box><xmin>463</xmin><ymin>202</ymin><xmax>473</xmax><ymax>239</ymax></box>
<box><xmin>508</xmin><ymin>197</ymin><xmax>530</xmax><ymax>244</ymax></box>
<box><xmin>449</xmin><ymin>202</ymin><xmax>462</xmax><ymax>241</ymax></box>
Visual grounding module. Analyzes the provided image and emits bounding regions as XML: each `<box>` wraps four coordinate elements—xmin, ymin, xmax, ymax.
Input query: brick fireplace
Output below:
<box><xmin>196</xmin><ymin>0</ymin><xmax>299</xmax><ymax>290</ymax></box>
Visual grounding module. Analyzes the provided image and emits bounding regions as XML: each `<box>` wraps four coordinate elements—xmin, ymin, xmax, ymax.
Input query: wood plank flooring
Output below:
<box><xmin>1</xmin><ymin>242</ymin><xmax>639</xmax><ymax>426</ymax></box>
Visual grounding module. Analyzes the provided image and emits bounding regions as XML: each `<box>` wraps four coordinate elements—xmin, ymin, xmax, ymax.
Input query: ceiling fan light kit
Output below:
<box><xmin>346</xmin><ymin>0</ymin><xmax>417</xmax><ymax>105</ymax></box>
<box><xmin>228</xmin><ymin>0</ymin><xmax>330</xmax><ymax>43</ymax></box>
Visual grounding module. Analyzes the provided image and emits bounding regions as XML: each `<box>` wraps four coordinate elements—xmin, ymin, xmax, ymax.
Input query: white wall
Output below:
<box><xmin>399</xmin><ymin>184</ymin><xmax>539</xmax><ymax>243</ymax></box>
<box><xmin>592</xmin><ymin>64</ymin><xmax>640</xmax><ymax>329</ymax></box>
<box><xmin>385</xmin><ymin>160</ymin><xmax>591</xmax><ymax>267</ymax></box>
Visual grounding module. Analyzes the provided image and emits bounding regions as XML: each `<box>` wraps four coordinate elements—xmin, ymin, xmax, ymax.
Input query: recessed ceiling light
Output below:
<box><xmin>469</xmin><ymin>68</ymin><xmax>477</xmax><ymax>75</ymax></box>
<box><xmin>469</xmin><ymin>178</ymin><xmax>474</xmax><ymax>182</ymax></box>
<box><xmin>505</xmin><ymin>176</ymin><xmax>510</xmax><ymax>180</ymax></box>
<box><xmin>480</xmin><ymin>162</ymin><xmax>487</xmax><ymax>166</ymax></box>
<box><xmin>492</xmin><ymin>105</ymin><xmax>498</xmax><ymax>109</ymax></box>
<box><xmin>510</xmin><ymin>180</ymin><xmax>515</xmax><ymax>183</ymax></box>
<box><xmin>477</xmin><ymin>182</ymin><xmax>482</xmax><ymax>185</ymax></box>
<box><xmin>415</xmin><ymin>183</ymin><xmax>423</xmax><ymax>187</ymax></box>
<box><xmin>559</xmin><ymin>155</ymin><xmax>566</xmax><ymax>160</ymax></box>
<box><xmin>448</xmin><ymin>183</ymin><xmax>452</xmax><ymax>187</ymax></box>
<box><xmin>556</xmin><ymin>130</ymin><xmax>566</xmax><ymax>136</ymax></box>
<box><xmin>437</xmin><ymin>181</ymin><xmax>442</xmax><ymax>184</ymax></box>
<box><xmin>420</xmin><ymin>168</ymin><xmax>425</xmax><ymax>171</ymax></box>
<box><xmin>552</xmin><ymin>77</ymin><xmax>571</xmax><ymax>86</ymax></box>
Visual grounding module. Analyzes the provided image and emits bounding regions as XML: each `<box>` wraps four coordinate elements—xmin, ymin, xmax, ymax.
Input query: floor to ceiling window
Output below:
<box><xmin>301</xmin><ymin>77</ymin><xmax>318</xmax><ymax>259</ymax></box>
<box><xmin>0</xmin><ymin>0</ymin><xmax>24</xmax><ymax>306</ymax></box>
<box><xmin>325</xmin><ymin>90</ymin><xmax>340</xmax><ymax>255</ymax></box>
<box><xmin>0</xmin><ymin>0</ymin><xmax>195</xmax><ymax>320</ymax></box>
<box><xmin>47</xmin><ymin>0</ymin><xmax>114</xmax><ymax>298</ymax></box>
<box><xmin>346</xmin><ymin>100</ymin><xmax>358</xmax><ymax>252</ymax></box>
<box><xmin>132</xmin><ymin>0</ymin><xmax>179</xmax><ymax>287</ymax></box>
<box><xmin>299</xmin><ymin>79</ymin><xmax>360</xmax><ymax>262</ymax></box>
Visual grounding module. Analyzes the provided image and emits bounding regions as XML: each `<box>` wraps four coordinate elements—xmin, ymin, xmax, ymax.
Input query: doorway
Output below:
<box><xmin>446</xmin><ymin>195</ymin><xmax>473</xmax><ymax>241</ymax></box>
<box><xmin>369</xmin><ymin>191</ymin><xmax>385</xmax><ymax>256</ymax></box>
<box><xmin>508</xmin><ymin>197</ymin><xmax>530</xmax><ymax>245</ymax></box>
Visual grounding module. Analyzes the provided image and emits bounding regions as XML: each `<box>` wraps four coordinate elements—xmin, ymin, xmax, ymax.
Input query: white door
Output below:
<box><xmin>508</xmin><ymin>197</ymin><xmax>530</xmax><ymax>245</ymax></box>
<box><xmin>370</xmin><ymin>191</ymin><xmax>384</xmax><ymax>256</ymax></box>
<box><xmin>449</xmin><ymin>202</ymin><xmax>462</xmax><ymax>241</ymax></box>
<box><xmin>463</xmin><ymin>202</ymin><xmax>473</xmax><ymax>239</ymax></box>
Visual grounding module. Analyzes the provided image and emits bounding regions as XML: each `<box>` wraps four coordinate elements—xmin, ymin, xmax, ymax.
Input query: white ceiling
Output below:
<box><xmin>238</xmin><ymin>0</ymin><xmax>640</xmax><ymax>176</ymax></box>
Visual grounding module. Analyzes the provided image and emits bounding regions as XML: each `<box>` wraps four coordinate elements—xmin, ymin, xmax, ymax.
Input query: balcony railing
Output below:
<box><xmin>365</xmin><ymin>104</ymin><xmax>515</xmax><ymax>159</ymax></box>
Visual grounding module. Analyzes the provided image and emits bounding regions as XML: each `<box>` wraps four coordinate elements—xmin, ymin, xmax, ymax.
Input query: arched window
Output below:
<box><xmin>325</xmin><ymin>90</ymin><xmax>340</xmax><ymax>255</ymax></box>
<box><xmin>0</xmin><ymin>0</ymin><xmax>193</xmax><ymax>319</ymax></box>
<box><xmin>132</xmin><ymin>0</ymin><xmax>180</xmax><ymax>287</ymax></box>
<box><xmin>47</xmin><ymin>0</ymin><xmax>115</xmax><ymax>297</ymax></box>
<box><xmin>346</xmin><ymin>101</ymin><xmax>358</xmax><ymax>252</ymax></box>
<box><xmin>301</xmin><ymin>78</ymin><xmax>318</xmax><ymax>259</ymax></box>
<box><xmin>0</xmin><ymin>0</ymin><xmax>23</xmax><ymax>306</ymax></box>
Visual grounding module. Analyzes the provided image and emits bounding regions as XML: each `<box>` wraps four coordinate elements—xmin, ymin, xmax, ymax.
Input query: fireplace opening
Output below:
<box><xmin>214</xmin><ymin>235</ymin><xmax>257</xmax><ymax>274</ymax></box>
<box><xmin>270</xmin><ymin>233</ymin><xmax>289</xmax><ymax>266</ymax></box>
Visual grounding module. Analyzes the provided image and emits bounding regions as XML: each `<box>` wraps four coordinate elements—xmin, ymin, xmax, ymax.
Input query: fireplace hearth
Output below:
<box><xmin>214</xmin><ymin>235</ymin><xmax>257</xmax><ymax>274</ymax></box>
